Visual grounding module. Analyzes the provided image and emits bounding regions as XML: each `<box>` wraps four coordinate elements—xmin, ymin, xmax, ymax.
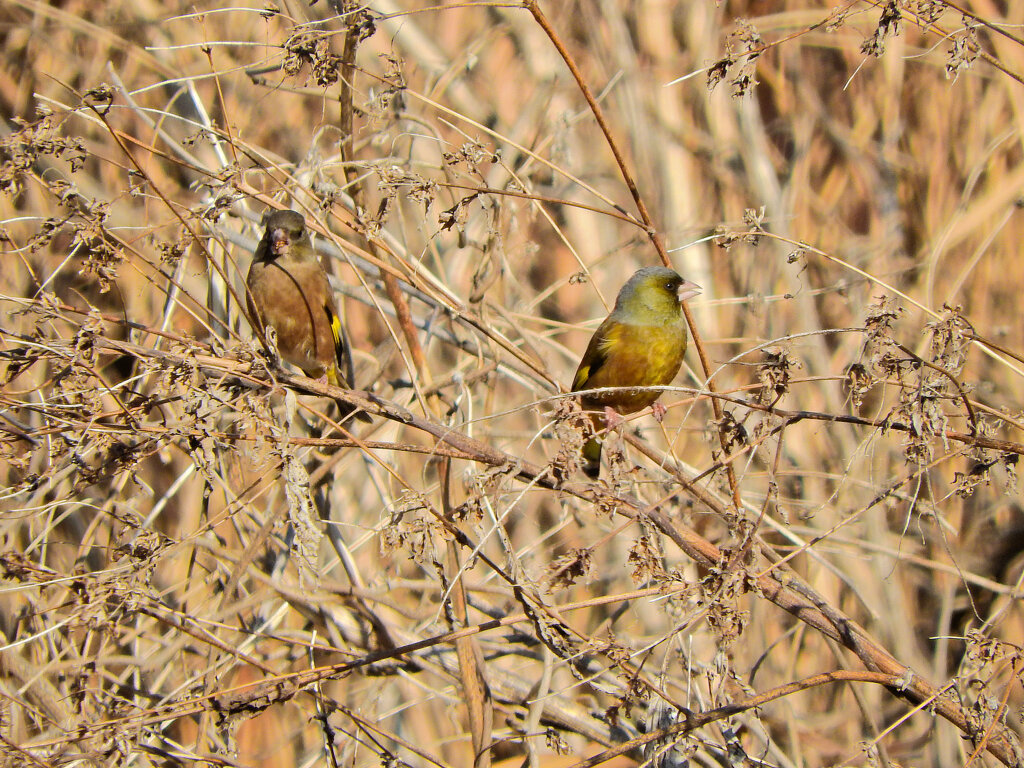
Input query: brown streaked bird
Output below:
<box><xmin>571</xmin><ymin>266</ymin><xmax>701</xmax><ymax>478</ymax></box>
<box><xmin>246</xmin><ymin>209</ymin><xmax>370</xmax><ymax>422</ymax></box>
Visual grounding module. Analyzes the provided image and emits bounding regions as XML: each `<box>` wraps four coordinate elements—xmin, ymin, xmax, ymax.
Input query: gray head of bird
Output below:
<box><xmin>613</xmin><ymin>266</ymin><xmax>702</xmax><ymax>318</ymax></box>
<box><xmin>262</xmin><ymin>209</ymin><xmax>311</xmax><ymax>259</ymax></box>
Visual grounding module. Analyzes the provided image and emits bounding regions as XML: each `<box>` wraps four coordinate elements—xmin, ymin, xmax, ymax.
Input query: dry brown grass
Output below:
<box><xmin>3</xmin><ymin>1</ymin><xmax>1024</xmax><ymax>766</ymax></box>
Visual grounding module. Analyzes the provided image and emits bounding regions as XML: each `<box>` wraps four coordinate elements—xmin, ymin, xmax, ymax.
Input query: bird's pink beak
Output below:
<box><xmin>270</xmin><ymin>228</ymin><xmax>290</xmax><ymax>256</ymax></box>
<box><xmin>677</xmin><ymin>279</ymin><xmax>702</xmax><ymax>303</ymax></box>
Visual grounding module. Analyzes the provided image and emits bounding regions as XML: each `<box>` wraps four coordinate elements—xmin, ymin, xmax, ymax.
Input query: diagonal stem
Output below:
<box><xmin>524</xmin><ymin>0</ymin><xmax>743</xmax><ymax>515</ymax></box>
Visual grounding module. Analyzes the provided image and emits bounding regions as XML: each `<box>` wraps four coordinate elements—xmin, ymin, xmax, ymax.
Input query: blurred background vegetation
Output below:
<box><xmin>2</xmin><ymin>1</ymin><xmax>1024</xmax><ymax>766</ymax></box>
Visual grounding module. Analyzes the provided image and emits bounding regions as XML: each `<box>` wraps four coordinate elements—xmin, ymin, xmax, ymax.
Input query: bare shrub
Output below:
<box><xmin>2</xmin><ymin>2</ymin><xmax>1024</xmax><ymax>767</ymax></box>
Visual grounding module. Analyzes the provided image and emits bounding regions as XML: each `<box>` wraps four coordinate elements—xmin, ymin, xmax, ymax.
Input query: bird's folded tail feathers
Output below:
<box><xmin>325</xmin><ymin>303</ymin><xmax>371</xmax><ymax>423</ymax></box>
<box><xmin>582</xmin><ymin>436</ymin><xmax>602</xmax><ymax>479</ymax></box>
<box><xmin>325</xmin><ymin>365</ymin><xmax>372</xmax><ymax>424</ymax></box>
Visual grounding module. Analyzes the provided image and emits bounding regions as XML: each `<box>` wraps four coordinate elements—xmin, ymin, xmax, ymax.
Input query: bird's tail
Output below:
<box><xmin>324</xmin><ymin>301</ymin><xmax>371</xmax><ymax>423</ymax></box>
<box><xmin>582</xmin><ymin>436</ymin><xmax>602</xmax><ymax>479</ymax></box>
<box><xmin>326</xmin><ymin>366</ymin><xmax>372</xmax><ymax>424</ymax></box>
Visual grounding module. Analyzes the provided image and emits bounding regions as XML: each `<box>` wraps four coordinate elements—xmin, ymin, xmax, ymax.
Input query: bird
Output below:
<box><xmin>246</xmin><ymin>209</ymin><xmax>370</xmax><ymax>422</ymax></box>
<box><xmin>571</xmin><ymin>266</ymin><xmax>701</xmax><ymax>478</ymax></box>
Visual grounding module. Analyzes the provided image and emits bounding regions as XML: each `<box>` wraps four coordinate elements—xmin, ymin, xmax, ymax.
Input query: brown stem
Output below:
<box><xmin>337</xmin><ymin>4</ymin><xmax>430</xmax><ymax>386</ymax></box>
<box><xmin>524</xmin><ymin>0</ymin><xmax>743</xmax><ymax>516</ymax></box>
<box><xmin>566</xmin><ymin>670</ymin><xmax>907</xmax><ymax>768</ymax></box>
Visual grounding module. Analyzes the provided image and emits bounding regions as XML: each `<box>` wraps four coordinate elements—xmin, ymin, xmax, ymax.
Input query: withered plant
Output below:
<box><xmin>2</xmin><ymin>2</ymin><xmax>1024</xmax><ymax>767</ymax></box>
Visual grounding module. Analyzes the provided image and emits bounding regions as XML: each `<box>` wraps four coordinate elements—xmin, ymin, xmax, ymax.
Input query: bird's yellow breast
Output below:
<box><xmin>581</xmin><ymin>322</ymin><xmax>687</xmax><ymax>413</ymax></box>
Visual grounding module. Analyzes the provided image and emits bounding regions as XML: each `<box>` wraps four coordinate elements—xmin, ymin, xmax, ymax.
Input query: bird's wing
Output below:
<box><xmin>325</xmin><ymin>300</ymin><xmax>356</xmax><ymax>388</ymax></box>
<box><xmin>572</xmin><ymin>318</ymin><xmax>618</xmax><ymax>391</ymax></box>
<box><xmin>321</xmin><ymin>277</ymin><xmax>372</xmax><ymax>422</ymax></box>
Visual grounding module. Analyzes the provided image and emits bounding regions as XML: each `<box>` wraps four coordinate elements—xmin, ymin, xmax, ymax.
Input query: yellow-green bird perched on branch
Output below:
<box><xmin>246</xmin><ymin>209</ymin><xmax>370</xmax><ymax>422</ymax></box>
<box><xmin>572</xmin><ymin>267</ymin><xmax>701</xmax><ymax>478</ymax></box>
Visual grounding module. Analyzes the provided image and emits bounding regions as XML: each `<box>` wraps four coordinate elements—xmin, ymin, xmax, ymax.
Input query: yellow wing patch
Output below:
<box><xmin>325</xmin><ymin>303</ymin><xmax>344</xmax><ymax>386</ymax></box>
<box><xmin>572</xmin><ymin>364</ymin><xmax>591</xmax><ymax>391</ymax></box>
<box><xmin>327</xmin><ymin>304</ymin><xmax>343</xmax><ymax>353</ymax></box>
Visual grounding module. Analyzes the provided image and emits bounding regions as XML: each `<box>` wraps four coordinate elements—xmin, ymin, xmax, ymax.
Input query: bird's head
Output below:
<box><xmin>614</xmin><ymin>266</ymin><xmax>701</xmax><ymax>319</ymax></box>
<box><xmin>261</xmin><ymin>209</ymin><xmax>311</xmax><ymax>259</ymax></box>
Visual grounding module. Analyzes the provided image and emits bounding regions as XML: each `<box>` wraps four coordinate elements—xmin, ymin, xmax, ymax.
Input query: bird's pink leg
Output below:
<box><xmin>603</xmin><ymin>406</ymin><xmax>623</xmax><ymax>430</ymax></box>
<box><xmin>651</xmin><ymin>402</ymin><xmax>667</xmax><ymax>422</ymax></box>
